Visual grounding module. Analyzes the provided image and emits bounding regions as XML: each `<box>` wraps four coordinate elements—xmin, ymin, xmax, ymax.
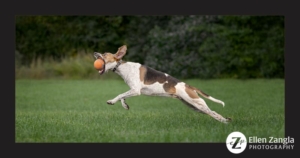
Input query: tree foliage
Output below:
<box><xmin>16</xmin><ymin>15</ymin><xmax>284</xmax><ymax>79</ymax></box>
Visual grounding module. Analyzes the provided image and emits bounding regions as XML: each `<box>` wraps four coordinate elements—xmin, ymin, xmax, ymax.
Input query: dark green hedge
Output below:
<box><xmin>16</xmin><ymin>15</ymin><xmax>284</xmax><ymax>79</ymax></box>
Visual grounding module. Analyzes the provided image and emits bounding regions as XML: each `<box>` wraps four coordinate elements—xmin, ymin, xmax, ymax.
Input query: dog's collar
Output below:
<box><xmin>112</xmin><ymin>60</ymin><xmax>122</xmax><ymax>72</ymax></box>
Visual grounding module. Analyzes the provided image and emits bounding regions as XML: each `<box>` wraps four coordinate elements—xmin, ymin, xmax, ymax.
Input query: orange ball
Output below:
<box><xmin>94</xmin><ymin>59</ymin><xmax>104</xmax><ymax>70</ymax></box>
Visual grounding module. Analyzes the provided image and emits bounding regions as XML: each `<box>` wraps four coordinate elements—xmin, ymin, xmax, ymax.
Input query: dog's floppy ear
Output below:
<box><xmin>115</xmin><ymin>45</ymin><xmax>127</xmax><ymax>60</ymax></box>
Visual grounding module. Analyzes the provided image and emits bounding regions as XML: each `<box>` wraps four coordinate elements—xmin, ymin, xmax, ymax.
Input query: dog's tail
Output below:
<box><xmin>191</xmin><ymin>86</ymin><xmax>225</xmax><ymax>107</ymax></box>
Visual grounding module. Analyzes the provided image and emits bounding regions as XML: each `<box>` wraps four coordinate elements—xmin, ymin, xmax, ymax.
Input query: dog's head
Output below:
<box><xmin>93</xmin><ymin>45</ymin><xmax>127</xmax><ymax>75</ymax></box>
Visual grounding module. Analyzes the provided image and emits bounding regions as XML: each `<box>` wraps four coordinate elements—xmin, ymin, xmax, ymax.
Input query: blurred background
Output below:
<box><xmin>15</xmin><ymin>15</ymin><xmax>284</xmax><ymax>80</ymax></box>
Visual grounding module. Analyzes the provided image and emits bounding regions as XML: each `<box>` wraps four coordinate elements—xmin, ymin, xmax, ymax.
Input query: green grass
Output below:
<box><xmin>15</xmin><ymin>79</ymin><xmax>284</xmax><ymax>142</ymax></box>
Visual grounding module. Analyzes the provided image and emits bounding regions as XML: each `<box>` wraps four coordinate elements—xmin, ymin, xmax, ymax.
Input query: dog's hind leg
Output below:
<box><xmin>179</xmin><ymin>99</ymin><xmax>205</xmax><ymax>113</ymax></box>
<box><xmin>182</xmin><ymin>97</ymin><xmax>231</xmax><ymax>123</ymax></box>
<box><xmin>176</xmin><ymin>85</ymin><xmax>230</xmax><ymax>123</ymax></box>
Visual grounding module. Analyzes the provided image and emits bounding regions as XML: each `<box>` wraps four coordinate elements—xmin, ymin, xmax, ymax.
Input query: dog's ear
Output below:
<box><xmin>115</xmin><ymin>45</ymin><xmax>127</xmax><ymax>60</ymax></box>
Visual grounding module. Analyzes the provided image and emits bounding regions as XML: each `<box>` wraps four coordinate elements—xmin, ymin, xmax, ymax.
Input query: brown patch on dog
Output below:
<box><xmin>185</xmin><ymin>84</ymin><xmax>200</xmax><ymax>99</ymax></box>
<box><xmin>164</xmin><ymin>84</ymin><xmax>176</xmax><ymax>94</ymax></box>
<box><xmin>139</xmin><ymin>65</ymin><xmax>147</xmax><ymax>82</ymax></box>
<box><xmin>163</xmin><ymin>76</ymin><xmax>179</xmax><ymax>94</ymax></box>
<box><xmin>141</xmin><ymin>65</ymin><xmax>180</xmax><ymax>94</ymax></box>
<box><xmin>187</xmin><ymin>85</ymin><xmax>209</xmax><ymax>98</ymax></box>
<box><xmin>143</xmin><ymin>66</ymin><xmax>167</xmax><ymax>85</ymax></box>
<box><xmin>197</xmin><ymin>89</ymin><xmax>209</xmax><ymax>97</ymax></box>
<box><xmin>102</xmin><ymin>52</ymin><xmax>117</xmax><ymax>63</ymax></box>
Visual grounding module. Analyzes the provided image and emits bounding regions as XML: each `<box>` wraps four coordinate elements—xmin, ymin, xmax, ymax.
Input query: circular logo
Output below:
<box><xmin>226</xmin><ymin>131</ymin><xmax>247</xmax><ymax>154</ymax></box>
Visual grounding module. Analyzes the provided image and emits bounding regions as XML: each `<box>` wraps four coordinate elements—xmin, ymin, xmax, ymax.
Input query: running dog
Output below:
<box><xmin>94</xmin><ymin>45</ymin><xmax>231</xmax><ymax>123</ymax></box>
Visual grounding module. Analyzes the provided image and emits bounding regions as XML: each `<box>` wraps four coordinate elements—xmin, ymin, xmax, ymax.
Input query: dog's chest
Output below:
<box><xmin>116</xmin><ymin>62</ymin><xmax>142</xmax><ymax>88</ymax></box>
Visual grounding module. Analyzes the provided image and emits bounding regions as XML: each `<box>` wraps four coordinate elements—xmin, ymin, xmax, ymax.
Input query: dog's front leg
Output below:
<box><xmin>107</xmin><ymin>89</ymin><xmax>140</xmax><ymax>105</ymax></box>
<box><xmin>120</xmin><ymin>98</ymin><xmax>129</xmax><ymax>110</ymax></box>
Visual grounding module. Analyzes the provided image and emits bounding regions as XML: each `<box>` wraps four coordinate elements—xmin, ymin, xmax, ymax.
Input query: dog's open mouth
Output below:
<box><xmin>98</xmin><ymin>67</ymin><xmax>105</xmax><ymax>75</ymax></box>
<box><xmin>97</xmin><ymin>56</ymin><xmax>106</xmax><ymax>75</ymax></box>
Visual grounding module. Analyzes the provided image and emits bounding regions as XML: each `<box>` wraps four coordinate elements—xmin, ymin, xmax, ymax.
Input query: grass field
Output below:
<box><xmin>15</xmin><ymin>79</ymin><xmax>284</xmax><ymax>142</ymax></box>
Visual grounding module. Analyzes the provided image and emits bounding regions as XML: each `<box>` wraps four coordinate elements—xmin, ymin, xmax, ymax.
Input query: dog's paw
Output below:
<box><xmin>120</xmin><ymin>99</ymin><xmax>129</xmax><ymax>110</ymax></box>
<box><xmin>121</xmin><ymin>102</ymin><xmax>129</xmax><ymax>110</ymax></box>
<box><xmin>225</xmin><ymin>117</ymin><xmax>232</xmax><ymax>123</ymax></box>
<box><xmin>107</xmin><ymin>100</ymin><xmax>115</xmax><ymax>105</ymax></box>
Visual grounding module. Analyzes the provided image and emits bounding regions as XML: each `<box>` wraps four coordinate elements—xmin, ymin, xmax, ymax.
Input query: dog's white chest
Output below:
<box><xmin>116</xmin><ymin>62</ymin><xmax>142</xmax><ymax>89</ymax></box>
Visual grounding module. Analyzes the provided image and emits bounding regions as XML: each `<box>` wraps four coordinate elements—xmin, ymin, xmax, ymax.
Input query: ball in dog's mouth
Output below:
<box><xmin>95</xmin><ymin>56</ymin><xmax>105</xmax><ymax>75</ymax></box>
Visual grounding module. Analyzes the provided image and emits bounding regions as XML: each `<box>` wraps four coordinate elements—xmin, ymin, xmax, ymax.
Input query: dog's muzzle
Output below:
<box><xmin>94</xmin><ymin>52</ymin><xmax>106</xmax><ymax>75</ymax></box>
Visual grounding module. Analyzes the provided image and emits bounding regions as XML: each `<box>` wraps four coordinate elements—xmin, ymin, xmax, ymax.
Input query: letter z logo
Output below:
<box><xmin>226</xmin><ymin>132</ymin><xmax>247</xmax><ymax>154</ymax></box>
<box><xmin>231</xmin><ymin>137</ymin><xmax>242</xmax><ymax>149</ymax></box>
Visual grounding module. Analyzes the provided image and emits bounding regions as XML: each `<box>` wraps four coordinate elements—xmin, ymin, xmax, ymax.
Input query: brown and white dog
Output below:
<box><xmin>94</xmin><ymin>45</ymin><xmax>231</xmax><ymax>123</ymax></box>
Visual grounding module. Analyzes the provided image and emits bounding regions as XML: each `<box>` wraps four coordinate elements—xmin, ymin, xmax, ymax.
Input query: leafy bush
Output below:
<box><xmin>16</xmin><ymin>15</ymin><xmax>284</xmax><ymax>79</ymax></box>
<box><xmin>143</xmin><ymin>16</ymin><xmax>284</xmax><ymax>79</ymax></box>
<box><xmin>15</xmin><ymin>53</ymin><xmax>119</xmax><ymax>79</ymax></box>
